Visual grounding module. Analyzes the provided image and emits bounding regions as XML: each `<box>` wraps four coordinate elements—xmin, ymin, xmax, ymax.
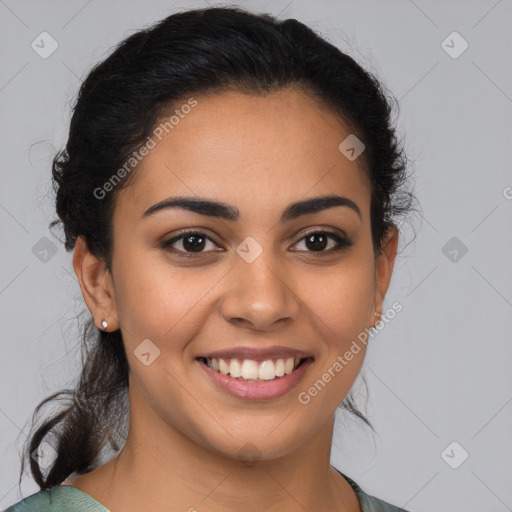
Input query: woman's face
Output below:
<box><xmin>79</xmin><ymin>88</ymin><xmax>397</xmax><ymax>461</ymax></box>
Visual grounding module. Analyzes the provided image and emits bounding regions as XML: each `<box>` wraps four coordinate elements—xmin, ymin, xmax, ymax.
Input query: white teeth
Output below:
<box><xmin>219</xmin><ymin>358</ymin><xmax>230</xmax><ymax>375</ymax></box>
<box><xmin>241</xmin><ymin>359</ymin><xmax>259</xmax><ymax>379</ymax></box>
<box><xmin>274</xmin><ymin>359</ymin><xmax>285</xmax><ymax>377</ymax></box>
<box><xmin>258</xmin><ymin>360</ymin><xmax>275</xmax><ymax>380</ymax></box>
<box><xmin>229</xmin><ymin>358</ymin><xmax>242</xmax><ymax>378</ymax></box>
<box><xmin>203</xmin><ymin>356</ymin><xmax>305</xmax><ymax>380</ymax></box>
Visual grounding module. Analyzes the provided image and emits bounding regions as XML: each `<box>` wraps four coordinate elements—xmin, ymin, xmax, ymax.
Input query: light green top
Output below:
<box><xmin>4</xmin><ymin>470</ymin><xmax>411</xmax><ymax>511</ymax></box>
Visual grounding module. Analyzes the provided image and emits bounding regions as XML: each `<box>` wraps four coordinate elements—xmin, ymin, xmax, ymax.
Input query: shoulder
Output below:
<box><xmin>3</xmin><ymin>485</ymin><xmax>110</xmax><ymax>512</ymax></box>
<box><xmin>3</xmin><ymin>489</ymin><xmax>51</xmax><ymax>512</ymax></box>
<box><xmin>336</xmin><ymin>469</ymin><xmax>412</xmax><ymax>512</ymax></box>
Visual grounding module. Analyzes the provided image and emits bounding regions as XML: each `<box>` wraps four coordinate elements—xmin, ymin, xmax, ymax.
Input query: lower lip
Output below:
<box><xmin>197</xmin><ymin>358</ymin><xmax>313</xmax><ymax>401</ymax></box>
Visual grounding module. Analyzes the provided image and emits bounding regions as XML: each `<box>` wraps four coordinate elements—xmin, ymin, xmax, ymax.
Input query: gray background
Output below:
<box><xmin>1</xmin><ymin>1</ymin><xmax>511</xmax><ymax>510</ymax></box>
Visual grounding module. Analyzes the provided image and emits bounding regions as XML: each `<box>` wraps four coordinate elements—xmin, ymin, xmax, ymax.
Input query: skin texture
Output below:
<box><xmin>66</xmin><ymin>88</ymin><xmax>398</xmax><ymax>512</ymax></box>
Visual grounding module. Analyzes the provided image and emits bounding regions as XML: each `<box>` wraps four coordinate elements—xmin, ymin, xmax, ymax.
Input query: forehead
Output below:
<box><xmin>115</xmin><ymin>88</ymin><xmax>371</xmax><ymax>220</ymax></box>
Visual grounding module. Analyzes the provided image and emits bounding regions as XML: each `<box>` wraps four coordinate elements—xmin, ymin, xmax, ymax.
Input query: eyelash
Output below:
<box><xmin>161</xmin><ymin>229</ymin><xmax>352</xmax><ymax>258</ymax></box>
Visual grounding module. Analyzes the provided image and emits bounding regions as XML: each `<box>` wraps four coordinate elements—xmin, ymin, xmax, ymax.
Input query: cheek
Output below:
<box><xmin>293</xmin><ymin>260</ymin><xmax>374</xmax><ymax>402</ymax></box>
<box><xmin>112</xmin><ymin>253</ymin><xmax>228</xmax><ymax>347</ymax></box>
<box><xmin>304</xmin><ymin>263</ymin><xmax>375</xmax><ymax>343</ymax></box>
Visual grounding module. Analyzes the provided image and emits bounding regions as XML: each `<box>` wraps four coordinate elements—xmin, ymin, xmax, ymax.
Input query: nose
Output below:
<box><xmin>219</xmin><ymin>249</ymin><xmax>301</xmax><ymax>332</ymax></box>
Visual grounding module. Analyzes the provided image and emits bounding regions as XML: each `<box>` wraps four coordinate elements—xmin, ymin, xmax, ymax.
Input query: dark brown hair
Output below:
<box><xmin>18</xmin><ymin>5</ymin><xmax>415</xmax><ymax>490</ymax></box>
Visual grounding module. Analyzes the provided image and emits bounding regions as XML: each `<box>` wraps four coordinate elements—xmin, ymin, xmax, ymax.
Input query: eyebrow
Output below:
<box><xmin>141</xmin><ymin>194</ymin><xmax>361</xmax><ymax>222</ymax></box>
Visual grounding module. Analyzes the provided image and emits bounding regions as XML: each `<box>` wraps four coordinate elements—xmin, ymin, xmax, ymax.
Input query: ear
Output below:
<box><xmin>72</xmin><ymin>236</ymin><xmax>119</xmax><ymax>331</ymax></box>
<box><xmin>372</xmin><ymin>226</ymin><xmax>399</xmax><ymax>327</ymax></box>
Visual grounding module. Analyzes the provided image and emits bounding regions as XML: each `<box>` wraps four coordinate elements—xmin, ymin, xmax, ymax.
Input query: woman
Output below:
<box><xmin>6</xmin><ymin>5</ymin><xmax>415</xmax><ymax>511</ymax></box>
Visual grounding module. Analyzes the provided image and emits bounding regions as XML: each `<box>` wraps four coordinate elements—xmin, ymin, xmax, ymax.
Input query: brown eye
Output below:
<box><xmin>162</xmin><ymin>231</ymin><xmax>220</xmax><ymax>256</ymax></box>
<box><xmin>291</xmin><ymin>230</ymin><xmax>352</xmax><ymax>255</ymax></box>
<box><xmin>182</xmin><ymin>233</ymin><xmax>206</xmax><ymax>252</ymax></box>
<box><xmin>305</xmin><ymin>232</ymin><xmax>328</xmax><ymax>251</ymax></box>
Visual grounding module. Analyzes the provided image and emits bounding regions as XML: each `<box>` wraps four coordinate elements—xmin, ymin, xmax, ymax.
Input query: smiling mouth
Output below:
<box><xmin>197</xmin><ymin>356</ymin><xmax>312</xmax><ymax>382</ymax></box>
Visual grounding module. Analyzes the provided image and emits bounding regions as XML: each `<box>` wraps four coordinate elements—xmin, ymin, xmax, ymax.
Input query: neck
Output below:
<box><xmin>66</xmin><ymin>384</ymin><xmax>361</xmax><ymax>512</ymax></box>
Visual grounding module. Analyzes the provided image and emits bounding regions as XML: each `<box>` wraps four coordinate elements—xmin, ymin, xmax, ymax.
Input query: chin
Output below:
<box><xmin>197</xmin><ymin>425</ymin><xmax>308</xmax><ymax>464</ymax></box>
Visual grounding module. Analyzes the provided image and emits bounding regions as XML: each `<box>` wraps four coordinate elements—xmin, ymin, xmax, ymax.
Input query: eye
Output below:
<box><xmin>161</xmin><ymin>231</ymin><xmax>222</xmax><ymax>257</ymax></box>
<box><xmin>291</xmin><ymin>230</ymin><xmax>352</xmax><ymax>255</ymax></box>
<box><xmin>161</xmin><ymin>229</ymin><xmax>352</xmax><ymax>258</ymax></box>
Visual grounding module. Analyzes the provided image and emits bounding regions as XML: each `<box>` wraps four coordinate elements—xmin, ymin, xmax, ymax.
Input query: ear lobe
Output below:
<box><xmin>373</xmin><ymin>227</ymin><xmax>399</xmax><ymax>322</ymax></box>
<box><xmin>72</xmin><ymin>236</ymin><xmax>119</xmax><ymax>330</ymax></box>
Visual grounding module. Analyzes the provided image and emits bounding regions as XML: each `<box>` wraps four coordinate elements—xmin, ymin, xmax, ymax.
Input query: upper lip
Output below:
<box><xmin>198</xmin><ymin>345</ymin><xmax>314</xmax><ymax>361</ymax></box>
